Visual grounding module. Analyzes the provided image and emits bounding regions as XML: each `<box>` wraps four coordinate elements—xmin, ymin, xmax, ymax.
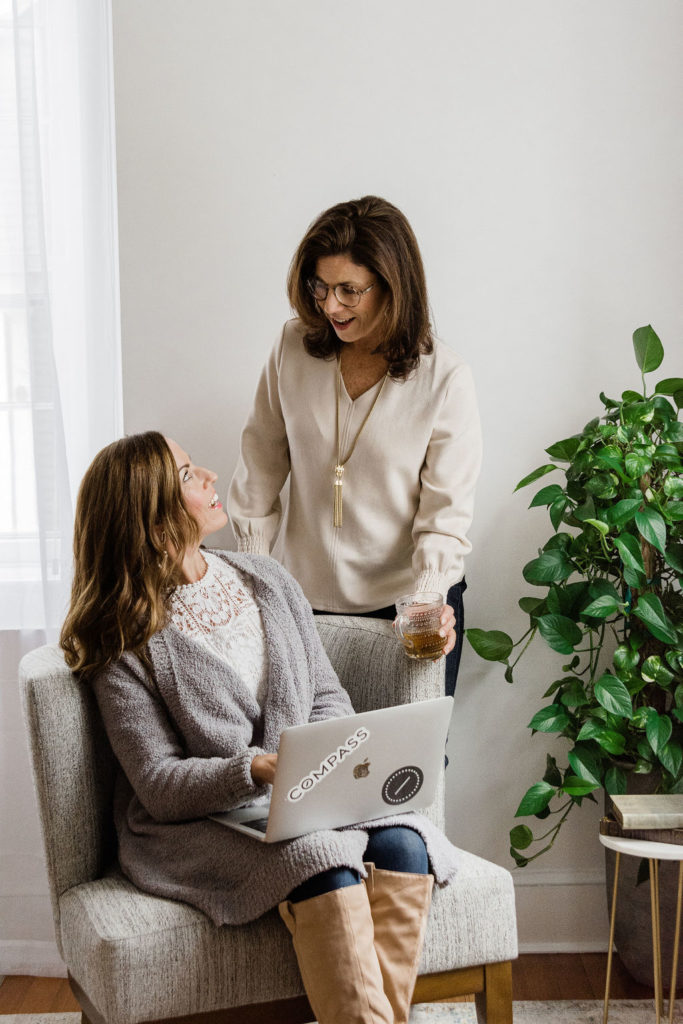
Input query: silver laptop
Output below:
<box><xmin>209</xmin><ymin>696</ymin><xmax>453</xmax><ymax>842</ymax></box>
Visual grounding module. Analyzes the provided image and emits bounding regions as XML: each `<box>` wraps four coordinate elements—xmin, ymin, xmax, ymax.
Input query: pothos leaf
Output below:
<box><xmin>466</xmin><ymin>628</ymin><xmax>514</xmax><ymax>662</ymax></box>
<box><xmin>515</xmin><ymin>464</ymin><xmax>557</xmax><ymax>492</ymax></box>
<box><xmin>633</xmin><ymin>325</ymin><xmax>664</xmax><ymax>373</ymax></box>
<box><xmin>594</xmin><ymin>673</ymin><xmax>633</xmax><ymax>718</ymax></box>
<box><xmin>633</xmin><ymin>594</ymin><xmax>679</xmax><ymax>644</ymax></box>
<box><xmin>635</xmin><ymin>507</ymin><xmax>667</xmax><ymax>555</ymax></box>
<box><xmin>515</xmin><ymin>782</ymin><xmax>555</xmax><ymax>817</ymax></box>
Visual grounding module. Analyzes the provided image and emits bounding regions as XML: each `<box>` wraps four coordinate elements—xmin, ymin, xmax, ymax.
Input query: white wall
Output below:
<box><xmin>4</xmin><ymin>0</ymin><xmax>681</xmax><ymax>974</ymax></box>
<box><xmin>112</xmin><ymin>0</ymin><xmax>683</xmax><ymax>952</ymax></box>
<box><xmin>1</xmin><ymin>631</ymin><xmax>66</xmax><ymax>975</ymax></box>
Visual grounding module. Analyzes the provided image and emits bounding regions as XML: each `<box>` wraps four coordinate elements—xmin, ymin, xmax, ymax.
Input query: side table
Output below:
<box><xmin>600</xmin><ymin>832</ymin><xmax>683</xmax><ymax>1024</ymax></box>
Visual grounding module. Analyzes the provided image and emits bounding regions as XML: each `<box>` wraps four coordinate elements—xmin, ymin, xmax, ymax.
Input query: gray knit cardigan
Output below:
<box><xmin>92</xmin><ymin>550</ymin><xmax>460</xmax><ymax>926</ymax></box>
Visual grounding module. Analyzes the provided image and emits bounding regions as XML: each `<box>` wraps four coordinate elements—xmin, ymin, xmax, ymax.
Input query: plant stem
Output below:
<box><xmin>533</xmin><ymin>800</ymin><xmax>574</xmax><ymax>841</ymax></box>
<box><xmin>523</xmin><ymin>800</ymin><xmax>577</xmax><ymax>864</ymax></box>
<box><xmin>510</xmin><ymin>627</ymin><xmax>537</xmax><ymax>668</ymax></box>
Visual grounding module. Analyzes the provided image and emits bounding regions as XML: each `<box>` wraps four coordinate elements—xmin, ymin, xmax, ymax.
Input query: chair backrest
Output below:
<box><xmin>20</xmin><ymin>644</ymin><xmax>117</xmax><ymax>956</ymax></box>
<box><xmin>20</xmin><ymin>617</ymin><xmax>445</xmax><ymax>951</ymax></box>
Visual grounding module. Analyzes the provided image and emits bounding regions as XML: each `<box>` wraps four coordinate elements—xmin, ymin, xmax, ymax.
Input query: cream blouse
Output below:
<box><xmin>169</xmin><ymin>551</ymin><xmax>269</xmax><ymax>707</ymax></box>
<box><xmin>228</xmin><ymin>319</ymin><xmax>483</xmax><ymax>614</ymax></box>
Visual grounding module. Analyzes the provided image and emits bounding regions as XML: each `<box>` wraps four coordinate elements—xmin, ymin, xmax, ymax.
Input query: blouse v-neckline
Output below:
<box><xmin>337</xmin><ymin>365</ymin><xmax>388</xmax><ymax>404</ymax></box>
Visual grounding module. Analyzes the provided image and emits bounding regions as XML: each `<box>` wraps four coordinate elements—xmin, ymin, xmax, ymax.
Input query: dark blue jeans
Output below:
<box><xmin>314</xmin><ymin>579</ymin><xmax>466</xmax><ymax>697</ymax></box>
<box><xmin>288</xmin><ymin>825</ymin><xmax>428</xmax><ymax>903</ymax></box>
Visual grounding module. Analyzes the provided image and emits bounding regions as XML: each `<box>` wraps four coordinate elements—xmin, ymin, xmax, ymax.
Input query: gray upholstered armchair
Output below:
<box><xmin>20</xmin><ymin>615</ymin><xmax>517</xmax><ymax>1024</ymax></box>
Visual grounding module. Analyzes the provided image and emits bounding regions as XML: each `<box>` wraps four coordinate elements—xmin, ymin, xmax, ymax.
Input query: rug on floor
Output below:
<box><xmin>0</xmin><ymin>1003</ymin><xmax>677</xmax><ymax>1023</ymax></box>
<box><xmin>410</xmin><ymin>1001</ymin><xmax>680</xmax><ymax>1022</ymax></box>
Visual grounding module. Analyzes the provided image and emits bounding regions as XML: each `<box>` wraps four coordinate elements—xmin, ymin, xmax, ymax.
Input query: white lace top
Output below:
<box><xmin>168</xmin><ymin>551</ymin><xmax>269</xmax><ymax>708</ymax></box>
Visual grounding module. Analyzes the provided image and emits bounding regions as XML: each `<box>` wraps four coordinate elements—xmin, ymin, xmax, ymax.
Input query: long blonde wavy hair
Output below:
<box><xmin>60</xmin><ymin>431</ymin><xmax>198</xmax><ymax>682</ymax></box>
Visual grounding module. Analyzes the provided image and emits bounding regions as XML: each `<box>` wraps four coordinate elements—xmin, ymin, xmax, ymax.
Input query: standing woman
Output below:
<box><xmin>229</xmin><ymin>196</ymin><xmax>482</xmax><ymax>695</ymax></box>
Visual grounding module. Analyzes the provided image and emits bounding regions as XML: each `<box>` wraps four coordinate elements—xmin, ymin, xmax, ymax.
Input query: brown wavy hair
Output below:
<box><xmin>60</xmin><ymin>432</ymin><xmax>198</xmax><ymax>683</ymax></box>
<box><xmin>287</xmin><ymin>196</ymin><xmax>434</xmax><ymax>379</ymax></box>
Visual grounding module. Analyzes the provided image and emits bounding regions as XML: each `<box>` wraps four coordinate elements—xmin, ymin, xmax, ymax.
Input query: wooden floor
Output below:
<box><xmin>0</xmin><ymin>954</ymin><xmax>656</xmax><ymax>1012</ymax></box>
<box><xmin>513</xmin><ymin>952</ymin><xmax>655</xmax><ymax>1001</ymax></box>
<box><xmin>0</xmin><ymin>975</ymin><xmax>79</xmax><ymax>1013</ymax></box>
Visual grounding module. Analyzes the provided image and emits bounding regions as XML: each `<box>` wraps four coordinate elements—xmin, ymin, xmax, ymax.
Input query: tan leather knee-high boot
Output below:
<box><xmin>365</xmin><ymin>865</ymin><xmax>434</xmax><ymax>1024</ymax></box>
<box><xmin>279</xmin><ymin>882</ymin><xmax>394</xmax><ymax>1024</ymax></box>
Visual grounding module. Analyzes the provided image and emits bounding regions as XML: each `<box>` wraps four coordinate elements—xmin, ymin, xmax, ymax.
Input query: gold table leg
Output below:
<box><xmin>669</xmin><ymin>861</ymin><xmax>683</xmax><ymax>1024</ymax></box>
<box><xmin>603</xmin><ymin>851</ymin><xmax>683</xmax><ymax>1024</ymax></box>
<box><xmin>604</xmin><ymin>850</ymin><xmax>621</xmax><ymax>1024</ymax></box>
<box><xmin>652</xmin><ymin>859</ymin><xmax>663</xmax><ymax>1024</ymax></box>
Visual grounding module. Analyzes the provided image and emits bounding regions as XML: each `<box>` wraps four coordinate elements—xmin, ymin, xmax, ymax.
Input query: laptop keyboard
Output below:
<box><xmin>248</xmin><ymin>817</ymin><xmax>270</xmax><ymax>833</ymax></box>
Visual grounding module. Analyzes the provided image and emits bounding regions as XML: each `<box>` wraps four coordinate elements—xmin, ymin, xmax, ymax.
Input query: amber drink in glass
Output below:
<box><xmin>395</xmin><ymin>592</ymin><xmax>446</xmax><ymax>661</ymax></box>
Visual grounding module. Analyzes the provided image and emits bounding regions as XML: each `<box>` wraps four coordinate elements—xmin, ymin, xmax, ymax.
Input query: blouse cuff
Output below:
<box><xmin>414</xmin><ymin>569</ymin><xmax>449</xmax><ymax>603</ymax></box>
<box><xmin>235</xmin><ymin>534</ymin><xmax>270</xmax><ymax>556</ymax></box>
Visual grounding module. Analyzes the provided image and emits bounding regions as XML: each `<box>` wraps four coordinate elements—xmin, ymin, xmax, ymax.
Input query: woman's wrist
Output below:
<box><xmin>251</xmin><ymin>752</ymin><xmax>277</xmax><ymax>785</ymax></box>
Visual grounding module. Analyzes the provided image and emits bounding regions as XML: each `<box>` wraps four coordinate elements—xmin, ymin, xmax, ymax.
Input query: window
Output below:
<box><xmin>0</xmin><ymin>0</ymin><xmax>121</xmax><ymax>630</ymax></box>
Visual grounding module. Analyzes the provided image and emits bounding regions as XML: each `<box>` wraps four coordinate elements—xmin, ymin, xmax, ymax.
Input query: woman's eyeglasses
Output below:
<box><xmin>307</xmin><ymin>278</ymin><xmax>375</xmax><ymax>309</ymax></box>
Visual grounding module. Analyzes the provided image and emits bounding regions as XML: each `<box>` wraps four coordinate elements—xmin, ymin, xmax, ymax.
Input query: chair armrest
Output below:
<box><xmin>315</xmin><ymin>615</ymin><xmax>445</xmax><ymax>712</ymax></box>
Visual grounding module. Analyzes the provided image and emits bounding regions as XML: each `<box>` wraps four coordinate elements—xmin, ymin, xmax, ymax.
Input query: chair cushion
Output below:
<box><xmin>60</xmin><ymin>850</ymin><xmax>517</xmax><ymax>1024</ymax></box>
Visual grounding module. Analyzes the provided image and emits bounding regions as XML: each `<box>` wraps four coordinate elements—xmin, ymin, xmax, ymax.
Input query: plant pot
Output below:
<box><xmin>604</xmin><ymin>777</ymin><xmax>683</xmax><ymax>990</ymax></box>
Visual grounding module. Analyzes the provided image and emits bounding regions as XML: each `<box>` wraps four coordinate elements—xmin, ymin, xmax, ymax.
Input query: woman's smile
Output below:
<box><xmin>330</xmin><ymin>314</ymin><xmax>355</xmax><ymax>331</ymax></box>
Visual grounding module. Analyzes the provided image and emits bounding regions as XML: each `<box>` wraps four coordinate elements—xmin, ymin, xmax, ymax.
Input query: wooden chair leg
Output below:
<box><xmin>474</xmin><ymin>960</ymin><xmax>513</xmax><ymax>1024</ymax></box>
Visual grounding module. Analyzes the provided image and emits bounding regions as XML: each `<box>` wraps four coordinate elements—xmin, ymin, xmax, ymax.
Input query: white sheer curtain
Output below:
<box><xmin>0</xmin><ymin>0</ymin><xmax>122</xmax><ymax>633</ymax></box>
<box><xmin>0</xmin><ymin>0</ymin><xmax>121</xmax><ymax>975</ymax></box>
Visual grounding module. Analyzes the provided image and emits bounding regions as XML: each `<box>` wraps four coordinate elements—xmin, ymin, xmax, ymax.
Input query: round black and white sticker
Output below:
<box><xmin>381</xmin><ymin>766</ymin><xmax>424</xmax><ymax>805</ymax></box>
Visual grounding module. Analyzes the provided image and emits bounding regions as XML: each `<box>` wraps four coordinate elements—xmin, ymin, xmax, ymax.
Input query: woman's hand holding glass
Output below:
<box><xmin>251</xmin><ymin>753</ymin><xmax>278</xmax><ymax>785</ymax></box>
<box><xmin>440</xmin><ymin>604</ymin><xmax>456</xmax><ymax>657</ymax></box>
<box><xmin>394</xmin><ymin>594</ymin><xmax>456</xmax><ymax>661</ymax></box>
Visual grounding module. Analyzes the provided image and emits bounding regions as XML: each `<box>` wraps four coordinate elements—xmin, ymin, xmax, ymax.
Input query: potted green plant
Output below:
<box><xmin>466</xmin><ymin>325</ymin><xmax>683</xmax><ymax>979</ymax></box>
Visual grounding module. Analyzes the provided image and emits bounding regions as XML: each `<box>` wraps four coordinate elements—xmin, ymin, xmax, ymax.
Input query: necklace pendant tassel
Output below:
<box><xmin>334</xmin><ymin>464</ymin><xmax>344</xmax><ymax>528</ymax></box>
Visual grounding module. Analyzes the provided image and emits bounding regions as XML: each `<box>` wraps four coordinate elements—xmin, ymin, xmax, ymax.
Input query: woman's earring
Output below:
<box><xmin>158</xmin><ymin>531</ymin><xmax>168</xmax><ymax>567</ymax></box>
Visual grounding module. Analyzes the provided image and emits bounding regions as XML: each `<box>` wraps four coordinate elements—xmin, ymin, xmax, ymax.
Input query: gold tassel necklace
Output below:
<box><xmin>334</xmin><ymin>355</ymin><xmax>388</xmax><ymax>528</ymax></box>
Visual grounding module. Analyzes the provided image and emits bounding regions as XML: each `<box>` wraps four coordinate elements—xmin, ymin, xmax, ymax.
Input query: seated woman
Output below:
<box><xmin>60</xmin><ymin>431</ymin><xmax>460</xmax><ymax>1024</ymax></box>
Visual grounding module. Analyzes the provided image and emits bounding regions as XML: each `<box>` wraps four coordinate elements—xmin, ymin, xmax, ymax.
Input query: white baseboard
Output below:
<box><xmin>518</xmin><ymin>940</ymin><xmax>609</xmax><ymax>953</ymax></box>
<box><xmin>512</xmin><ymin>866</ymin><xmax>605</xmax><ymax>888</ymax></box>
<box><xmin>0</xmin><ymin>940</ymin><xmax>66</xmax><ymax>977</ymax></box>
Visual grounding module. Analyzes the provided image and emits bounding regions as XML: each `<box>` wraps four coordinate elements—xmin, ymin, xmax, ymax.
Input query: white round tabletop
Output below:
<box><xmin>600</xmin><ymin>832</ymin><xmax>683</xmax><ymax>861</ymax></box>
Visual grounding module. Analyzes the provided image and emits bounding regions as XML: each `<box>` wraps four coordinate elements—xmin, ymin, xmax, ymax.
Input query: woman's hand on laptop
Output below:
<box><xmin>251</xmin><ymin>753</ymin><xmax>278</xmax><ymax>785</ymax></box>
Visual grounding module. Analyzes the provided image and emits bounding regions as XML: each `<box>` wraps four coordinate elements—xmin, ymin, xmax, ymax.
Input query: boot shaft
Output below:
<box><xmin>279</xmin><ymin>882</ymin><xmax>394</xmax><ymax>1024</ymax></box>
<box><xmin>365</xmin><ymin>865</ymin><xmax>434</xmax><ymax>1024</ymax></box>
